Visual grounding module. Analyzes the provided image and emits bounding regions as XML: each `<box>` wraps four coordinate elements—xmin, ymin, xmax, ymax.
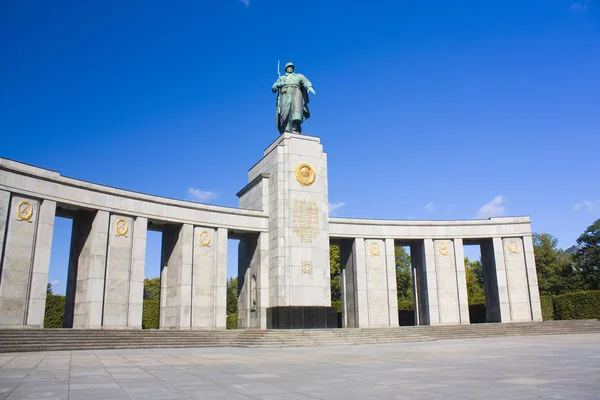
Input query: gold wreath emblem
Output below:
<box><xmin>115</xmin><ymin>218</ymin><xmax>129</xmax><ymax>237</ymax></box>
<box><xmin>438</xmin><ymin>242</ymin><xmax>449</xmax><ymax>256</ymax></box>
<box><xmin>369</xmin><ymin>242</ymin><xmax>380</xmax><ymax>256</ymax></box>
<box><xmin>295</xmin><ymin>163</ymin><xmax>316</xmax><ymax>186</ymax></box>
<box><xmin>199</xmin><ymin>230</ymin><xmax>211</xmax><ymax>247</ymax></box>
<box><xmin>16</xmin><ymin>200</ymin><xmax>33</xmax><ymax>222</ymax></box>
<box><xmin>507</xmin><ymin>240</ymin><xmax>519</xmax><ymax>254</ymax></box>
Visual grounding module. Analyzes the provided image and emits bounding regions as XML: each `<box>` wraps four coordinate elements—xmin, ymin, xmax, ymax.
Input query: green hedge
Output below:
<box><xmin>553</xmin><ymin>290</ymin><xmax>600</xmax><ymax>320</ymax></box>
<box><xmin>227</xmin><ymin>313</ymin><xmax>238</xmax><ymax>329</ymax></box>
<box><xmin>398</xmin><ymin>298</ymin><xmax>414</xmax><ymax>311</ymax></box>
<box><xmin>44</xmin><ymin>294</ymin><xmax>65</xmax><ymax>328</ymax></box>
<box><xmin>540</xmin><ymin>295</ymin><xmax>554</xmax><ymax>320</ymax></box>
<box><xmin>142</xmin><ymin>299</ymin><xmax>159</xmax><ymax>329</ymax></box>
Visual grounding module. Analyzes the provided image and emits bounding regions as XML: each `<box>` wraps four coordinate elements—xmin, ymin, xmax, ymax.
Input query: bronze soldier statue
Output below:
<box><xmin>272</xmin><ymin>62</ymin><xmax>316</xmax><ymax>134</ymax></box>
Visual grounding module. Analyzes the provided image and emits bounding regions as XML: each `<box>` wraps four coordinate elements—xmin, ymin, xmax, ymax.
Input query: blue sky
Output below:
<box><xmin>1</xmin><ymin>1</ymin><xmax>599</xmax><ymax>294</ymax></box>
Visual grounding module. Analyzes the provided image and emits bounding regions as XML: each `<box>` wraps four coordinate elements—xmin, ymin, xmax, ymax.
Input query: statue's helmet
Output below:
<box><xmin>285</xmin><ymin>62</ymin><xmax>295</xmax><ymax>71</ymax></box>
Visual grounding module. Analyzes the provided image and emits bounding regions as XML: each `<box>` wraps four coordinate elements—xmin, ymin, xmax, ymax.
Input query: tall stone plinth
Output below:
<box><xmin>238</xmin><ymin>133</ymin><xmax>336</xmax><ymax>329</ymax></box>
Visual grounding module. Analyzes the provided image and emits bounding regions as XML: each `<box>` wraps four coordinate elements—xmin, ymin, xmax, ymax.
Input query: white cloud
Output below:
<box><xmin>476</xmin><ymin>195</ymin><xmax>506</xmax><ymax>219</ymax></box>
<box><xmin>50</xmin><ymin>280</ymin><xmax>60</xmax><ymax>287</ymax></box>
<box><xmin>574</xmin><ymin>199</ymin><xmax>600</xmax><ymax>213</ymax></box>
<box><xmin>187</xmin><ymin>188</ymin><xmax>218</xmax><ymax>202</ymax></box>
<box><xmin>424</xmin><ymin>202</ymin><xmax>436</xmax><ymax>212</ymax></box>
<box><xmin>328</xmin><ymin>201</ymin><xmax>346</xmax><ymax>215</ymax></box>
<box><xmin>570</xmin><ymin>1</ymin><xmax>589</xmax><ymax>10</ymax></box>
<box><xmin>239</xmin><ymin>0</ymin><xmax>250</xmax><ymax>6</ymax></box>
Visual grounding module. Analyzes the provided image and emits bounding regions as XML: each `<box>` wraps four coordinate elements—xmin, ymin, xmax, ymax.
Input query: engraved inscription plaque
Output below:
<box><xmin>292</xmin><ymin>199</ymin><xmax>320</xmax><ymax>243</ymax></box>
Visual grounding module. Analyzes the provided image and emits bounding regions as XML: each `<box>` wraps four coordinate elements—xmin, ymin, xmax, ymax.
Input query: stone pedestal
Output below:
<box><xmin>238</xmin><ymin>133</ymin><xmax>334</xmax><ymax>329</ymax></box>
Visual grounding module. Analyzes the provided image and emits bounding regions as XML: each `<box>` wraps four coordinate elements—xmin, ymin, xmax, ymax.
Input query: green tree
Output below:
<box><xmin>533</xmin><ymin>233</ymin><xmax>579</xmax><ymax>295</ymax></box>
<box><xmin>330</xmin><ymin>244</ymin><xmax>341</xmax><ymax>301</ymax></box>
<box><xmin>226</xmin><ymin>277</ymin><xmax>238</xmax><ymax>315</ymax></box>
<box><xmin>465</xmin><ymin>257</ymin><xmax>485</xmax><ymax>304</ymax></box>
<box><xmin>573</xmin><ymin>219</ymin><xmax>600</xmax><ymax>290</ymax></box>
<box><xmin>395</xmin><ymin>246</ymin><xmax>413</xmax><ymax>308</ymax></box>
<box><xmin>47</xmin><ymin>282</ymin><xmax>53</xmax><ymax>295</ymax></box>
<box><xmin>143</xmin><ymin>277</ymin><xmax>161</xmax><ymax>300</ymax></box>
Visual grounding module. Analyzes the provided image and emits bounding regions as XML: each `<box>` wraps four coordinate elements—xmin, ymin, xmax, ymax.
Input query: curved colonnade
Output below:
<box><xmin>0</xmin><ymin>157</ymin><xmax>542</xmax><ymax>329</ymax></box>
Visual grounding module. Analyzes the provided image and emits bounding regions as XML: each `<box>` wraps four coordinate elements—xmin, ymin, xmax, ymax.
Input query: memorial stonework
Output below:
<box><xmin>237</xmin><ymin>133</ymin><xmax>336</xmax><ymax>328</ymax></box>
<box><xmin>0</xmin><ymin>132</ymin><xmax>543</xmax><ymax>330</ymax></box>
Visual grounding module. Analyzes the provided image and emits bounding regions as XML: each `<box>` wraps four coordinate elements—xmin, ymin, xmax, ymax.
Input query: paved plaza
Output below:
<box><xmin>0</xmin><ymin>334</ymin><xmax>598</xmax><ymax>400</ymax></box>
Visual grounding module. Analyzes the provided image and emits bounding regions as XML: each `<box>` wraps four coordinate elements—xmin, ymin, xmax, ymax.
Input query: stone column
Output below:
<box><xmin>238</xmin><ymin>232</ymin><xmax>269</xmax><ymax>329</ymax></box>
<box><xmin>103</xmin><ymin>214</ymin><xmax>133</xmax><ymax>328</ymax></box>
<box><xmin>522</xmin><ymin>235</ymin><xmax>543</xmax><ymax>321</ymax></box>
<box><xmin>0</xmin><ymin>194</ymin><xmax>56</xmax><ymax>328</ymax></box>
<box><xmin>453</xmin><ymin>239</ymin><xmax>470</xmax><ymax>324</ymax></box>
<box><xmin>128</xmin><ymin>217</ymin><xmax>147</xmax><ymax>328</ymax></box>
<box><xmin>360</xmin><ymin>238</ymin><xmax>397</xmax><ymax>327</ymax></box>
<box><xmin>430</xmin><ymin>239</ymin><xmax>464</xmax><ymax>325</ymax></box>
<box><xmin>479</xmin><ymin>239</ymin><xmax>501</xmax><ymax>322</ymax></box>
<box><xmin>491</xmin><ymin>237</ymin><xmax>512</xmax><ymax>322</ymax></box>
<box><xmin>26</xmin><ymin>199</ymin><xmax>56</xmax><ymax>327</ymax></box>
<box><xmin>191</xmin><ymin>226</ymin><xmax>227</xmax><ymax>329</ymax></box>
<box><xmin>161</xmin><ymin>223</ymin><xmax>193</xmax><ymax>329</ymax></box>
<box><xmin>339</xmin><ymin>240</ymin><xmax>355</xmax><ymax>327</ymax></box>
<box><xmin>101</xmin><ymin>215</ymin><xmax>147</xmax><ymax>329</ymax></box>
<box><xmin>502</xmin><ymin>237</ymin><xmax>539</xmax><ymax>322</ymax></box>
<box><xmin>0</xmin><ymin>191</ymin><xmax>10</xmax><ymax>271</ymax></box>
<box><xmin>72</xmin><ymin>210</ymin><xmax>110</xmax><ymax>329</ymax></box>
<box><xmin>385</xmin><ymin>238</ymin><xmax>399</xmax><ymax>326</ymax></box>
<box><xmin>215</xmin><ymin>228</ymin><xmax>227</xmax><ymax>329</ymax></box>
<box><xmin>421</xmin><ymin>238</ymin><xmax>440</xmax><ymax>325</ymax></box>
<box><xmin>410</xmin><ymin>241</ymin><xmax>429</xmax><ymax>325</ymax></box>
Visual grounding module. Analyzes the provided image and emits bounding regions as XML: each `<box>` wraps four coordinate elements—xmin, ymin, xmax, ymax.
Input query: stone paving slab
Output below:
<box><xmin>0</xmin><ymin>334</ymin><xmax>598</xmax><ymax>399</ymax></box>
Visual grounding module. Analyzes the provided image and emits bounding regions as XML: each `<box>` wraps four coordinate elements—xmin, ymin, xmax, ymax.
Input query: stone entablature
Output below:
<box><xmin>0</xmin><ymin>158</ymin><xmax>268</xmax><ymax>233</ymax></box>
<box><xmin>330</xmin><ymin>216</ymin><xmax>533</xmax><ymax>240</ymax></box>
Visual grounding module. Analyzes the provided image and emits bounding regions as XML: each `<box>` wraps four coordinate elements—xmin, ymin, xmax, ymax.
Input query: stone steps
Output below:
<box><xmin>1</xmin><ymin>320</ymin><xmax>598</xmax><ymax>352</ymax></box>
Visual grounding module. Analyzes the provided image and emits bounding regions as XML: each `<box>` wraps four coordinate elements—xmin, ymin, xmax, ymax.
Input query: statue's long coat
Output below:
<box><xmin>272</xmin><ymin>73</ymin><xmax>313</xmax><ymax>134</ymax></box>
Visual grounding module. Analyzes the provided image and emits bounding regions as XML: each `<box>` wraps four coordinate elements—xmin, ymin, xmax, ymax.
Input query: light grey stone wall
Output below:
<box><xmin>0</xmin><ymin>195</ymin><xmax>55</xmax><ymax>328</ymax></box>
<box><xmin>102</xmin><ymin>214</ymin><xmax>146</xmax><ymax>329</ymax></box>
<box><xmin>422</xmin><ymin>239</ymin><xmax>440</xmax><ymax>325</ymax></box>
<box><xmin>522</xmin><ymin>235</ymin><xmax>543</xmax><ymax>321</ymax></box>
<box><xmin>26</xmin><ymin>199</ymin><xmax>56</xmax><ymax>327</ymax></box>
<box><xmin>0</xmin><ymin>154</ymin><xmax>543</xmax><ymax>330</ymax></box>
<box><xmin>361</xmin><ymin>239</ymin><xmax>397</xmax><ymax>327</ymax></box>
<box><xmin>339</xmin><ymin>240</ymin><xmax>355</xmax><ymax>328</ymax></box>
<box><xmin>160</xmin><ymin>224</ymin><xmax>226</xmax><ymax>330</ymax></box>
<box><xmin>501</xmin><ymin>237</ymin><xmax>532</xmax><ymax>322</ymax></box>
<box><xmin>409</xmin><ymin>241</ymin><xmax>429</xmax><ymax>325</ymax></box>
<box><xmin>72</xmin><ymin>210</ymin><xmax>110</xmax><ymax>329</ymax></box>
<box><xmin>128</xmin><ymin>217</ymin><xmax>147</xmax><ymax>328</ymax></box>
<box><xmin>491</xmin><ymin>237</ymin><xmax>513</xmax><ymax>322</ymax></box>
<box><xmin>237</xmin><ymin>239</ymin><xmax>251</xmax><ymax>329</ymax></box>
<box><xmin>241</xmin><ymin>134</ymin><xmax>331</xmax><ymax>308</ymax></box>
<box><xmin>385</xmin><ymin>239</ymin><xmax>399</xmax><ymax>326</ymax></box>
<box><xmin>215</xmin><ymin>228</ymin><xmax>227</xmax><ymax>329</ymax></box>
<box><xmin>0</xmin><ymin>195</ymin><xmax>40</xmax><ymax>327</ymax></box>
<box><xmin>0</xmin><ymin>190</ymin><xmax>10</xmax><ymax>272</ymax></box>
<box><xmin>191</xmin><ymin>226</ymin><xmax>227</xmax><ymax>329</ymax></box>
<box><xmin>429</xmin><ymin>239</ymin><xmax>468</xmax><ymax>325</ymax></box>
<box><xmin>480</xmin><ymin>239</ymin><xmax>502</xmax><ymax>323</ymax></box>
<box><xmin>237</xmin><ymin>232</ymin><xmax>268</xmax><ymax>329</ymax></box>
<box><xmin>103</xmin><ymin>214</ymin><xmax>134</xmax><ymax>328</ymax></box>
<box><xmin>161</xmin><ymin>224</ymin><xmax>193</xmax><ymax>329</ymax></box>
<box><xmin>453</xmin><ymin>239</ymin><xmax>470</xmax><ymax>324</ymax></box>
